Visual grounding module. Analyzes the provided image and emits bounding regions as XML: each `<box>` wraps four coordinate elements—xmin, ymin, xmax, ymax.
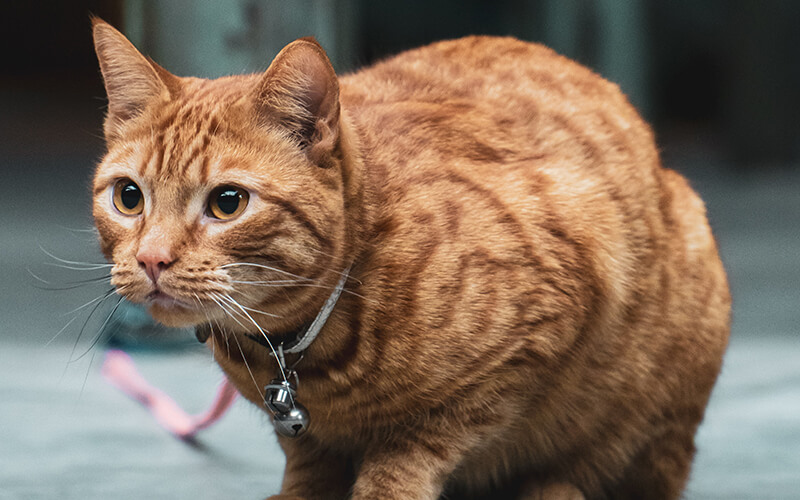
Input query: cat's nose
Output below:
<box><xmin>136</xmin><ymin>248</ymin><xmax>173</xmax><ymax>284</ymax></box>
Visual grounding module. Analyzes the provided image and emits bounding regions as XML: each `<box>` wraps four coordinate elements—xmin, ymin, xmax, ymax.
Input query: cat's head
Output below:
<box><xmin>91</xmin><ymin>19</ymin><xmax>353</xmax><ymax>331</ymax></box>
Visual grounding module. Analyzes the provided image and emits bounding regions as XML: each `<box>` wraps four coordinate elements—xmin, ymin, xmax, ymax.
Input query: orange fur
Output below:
<box><xmin>92</xmin><ymin>19</ymin><xmax>730</xmax><ymax>500</ymax></box>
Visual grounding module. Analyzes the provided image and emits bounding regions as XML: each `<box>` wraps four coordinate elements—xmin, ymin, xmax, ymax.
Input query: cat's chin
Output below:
<box><xmin>147</xmin><ymin>304</ymin><xmax>203</xmax><ymax>328</ymax></box>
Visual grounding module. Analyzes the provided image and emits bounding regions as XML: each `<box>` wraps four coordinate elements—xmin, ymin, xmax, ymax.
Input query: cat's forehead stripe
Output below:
<box><xmin>143</xmin><ymin>103</ymin><xmax>224</xmax><ymax>181</ymax></box>
<box><xmin>198</xmin><ymin>154</ymin><xmax>211</xmax><ymax>185</ymax></box>
<box><xmin>106</xmin><ymin>78</ymin><xmax>260</xmax><ymax>183</ymax></box>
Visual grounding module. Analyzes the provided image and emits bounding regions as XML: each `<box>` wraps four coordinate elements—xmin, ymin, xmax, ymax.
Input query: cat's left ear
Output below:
<box><xmin>254</xmin><ymin>37</ymin><xmax>340</xmax><ymax>168</ymax></box>
<box><xmin>92</xmin><ymin>18</ymin><xmax>180</xmax><ymax>141</ymax></box>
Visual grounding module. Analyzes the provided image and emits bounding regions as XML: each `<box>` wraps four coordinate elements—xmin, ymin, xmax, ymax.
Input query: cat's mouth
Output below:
<box><xmin>143</xmin><ymin>288</ymin><xmax>201</xmax><ymax>327</ymax></box>
<box><xmin>146</xmin><ymin>289</ymin><xmax>191</xmax><ymax>310</ymax></box>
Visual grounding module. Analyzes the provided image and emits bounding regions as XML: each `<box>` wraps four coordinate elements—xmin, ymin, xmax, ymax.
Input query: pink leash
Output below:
<box><xmin>102</xmin><ymin>349</ymin><xmax>238</xmax><ymax>439</ymax></box>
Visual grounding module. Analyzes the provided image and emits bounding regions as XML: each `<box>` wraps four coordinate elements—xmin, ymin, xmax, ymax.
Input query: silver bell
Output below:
<box><xmin>264</xmin><ymin>379</ymin><xmax>297</xmax><ymax>414</ymax></box>
<box><xmin>272</xmin><ymin>403</ymin><xmax>310</xmax><ymax>438</ymax></box>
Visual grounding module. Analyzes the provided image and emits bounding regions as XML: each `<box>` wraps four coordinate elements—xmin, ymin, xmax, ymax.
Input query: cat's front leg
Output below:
<box><xmin>350</xmin><ymin>434</ymin><xmax>465</xmax><ymax>500</ymax></box>
<box><xmin>269</xmin><ymin>436</ymin><xmax>353</xmax><ymax>500</ymax></box>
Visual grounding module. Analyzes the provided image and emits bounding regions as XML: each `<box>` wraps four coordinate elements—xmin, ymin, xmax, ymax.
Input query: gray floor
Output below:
<box><xmin>1</xmin><ymin>88</ymin><xmax>799</xmax><ymax>498</ymax></box>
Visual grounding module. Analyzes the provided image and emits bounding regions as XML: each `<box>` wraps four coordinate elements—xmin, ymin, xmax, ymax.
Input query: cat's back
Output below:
<box><xmin>341</xmin><ymin>35</ymin><xmax>621</xmax><ymax>114</ymax></box>
<box><xmin>340</xmin><ymin>36</ymin><xmax>657</xmax><ymax>188</ymax></box>
<box><xmin>337</xmin><ymin>35</ymin><xmax>728</xmax><ymax>395</ymax></box>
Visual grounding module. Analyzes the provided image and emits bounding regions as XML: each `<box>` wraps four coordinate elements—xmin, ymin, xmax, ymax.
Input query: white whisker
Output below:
<box><xmin>220</xmin><ymin>262</ymin><xmax>313</xmax><ymax>282</ymax></box>
<box><xmin>55</xmin><ymin>225</ymin><xmax>99</xmax><ymax>234</ymax></box>
<box><xmin>28</xmin><ymin>267</ymin><xmax>112</xmax><ymax>291</ymax></box>
<box><xmin>304</xmin><ymin>255</ymin><xmax>364</xmax><ymax>285</ymax></box>
<box><xmin>67</xmin><ymin>288</ymin><xmax>119</xmax><ymax>368</ymax></box>
<box><xmin>229</xmin><ymin>330</ymin><xmax>265</xmax><ymax>401</ymax></box>
<box><xmin>44</xmin><ymin>315</ymin><xmax>80</xmax><ymax>347</ymax></box>
<box><xmin>217</xmin><ymin>294</ymin><xmax>282</xmax><ymax>319</ymax></box>
<box><xmin>231</xmin><ymin>280</ymin><xmax>368</xmax><ymax>300</ymax></box>
<box><xmin>206</xmin><ymin>295</ymin><xmax>240</xmax><ymax>358</ymax></box>
<box><xmin>63</xmin><ymin>288</ymin><xmax>118</xmax><ymax>316</ymax></box>
<box><xmin>229</xmin><ymin>279</ymin><xmax>308</xmax><ymax>285</ymax></box>
<box><xmin>38</xmin><ymin>245</ymin><xmax>113</xmax><ymax>269</ymax></box>
<box><xmin>193</xmin><ymin>293</ymin><xmax>221</xmax><ymax>360</ymax></box>
<box><xmin>42</xmin><ymin>262</ymin><xmax>114</xmax><ymax>272</ymax></box>
<box><xmin>206</xmin><ymin>293</ymin><xmax>266</xmax><ymax>400</ymax></box>
<box><xmin>208</xmin><ymin>293</ymin><xmax>251</xmax><ymax>332</ymax></box>
<box><xmin>216</xmin><ymin>293</ymin><xmax>288</xmax><ymax>384</ymax></box>
<box><xmin>75</xmin><ymin>295</ymin><xmax>125</xmax><ymax>361</ymax></box>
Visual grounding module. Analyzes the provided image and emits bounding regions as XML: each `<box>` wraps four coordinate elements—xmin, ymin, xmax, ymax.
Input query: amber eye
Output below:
<box><xmin>207</xmin><ymin>185</ymin><xmax>249</xmax><ymax>220</ymax></box>
<box><xmin>112</xmin><ymin>179</ymin><xmax>144</xmax><ymax>215</ymax></box>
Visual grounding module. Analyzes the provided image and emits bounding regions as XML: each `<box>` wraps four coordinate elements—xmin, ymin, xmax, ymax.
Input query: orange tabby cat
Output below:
<box><xmin>91</xmin><ymin>18</ymin><xmax>730</xmax><ymax>500</ymax></box>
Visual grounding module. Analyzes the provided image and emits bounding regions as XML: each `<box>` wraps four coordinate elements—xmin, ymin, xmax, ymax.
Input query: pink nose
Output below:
<box><xmin>136</xmin><ymin>248</ymin><xmax>173</xmax><ymax>284</ymax></box>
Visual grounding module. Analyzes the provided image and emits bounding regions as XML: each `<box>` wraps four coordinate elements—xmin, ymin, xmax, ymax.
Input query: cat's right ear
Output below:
<box><xmin>92</xmin><ymin>18</ymin><xmax>178</xmax><ymax>141</ymax></box>
<box><xmin>254</xmin><ymin>37</ymin><xmax>341</xmax><ymax>168</ymax></box>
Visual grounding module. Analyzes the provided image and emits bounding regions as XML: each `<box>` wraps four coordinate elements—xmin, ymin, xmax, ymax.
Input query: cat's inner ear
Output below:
<box><xmin>254</xmin><ymin>37</ymin><xmax>341</xmax><ymax>168</ymax></box>
<box><xmin>92</xmin><ymin>18</ymin><xmax>178</xmax><ymax>140</ymax></box>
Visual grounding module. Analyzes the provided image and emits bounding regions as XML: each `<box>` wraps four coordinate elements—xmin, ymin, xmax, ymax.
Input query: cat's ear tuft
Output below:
<box><xmin>255</xmin><ymin>37</ymin><xmax>341</xmax><ymax>168</ymax></box>
<box><xmin>92</xmin><ymin>18</ymin><xmax>178</xmax><ymax>140</ymax></box>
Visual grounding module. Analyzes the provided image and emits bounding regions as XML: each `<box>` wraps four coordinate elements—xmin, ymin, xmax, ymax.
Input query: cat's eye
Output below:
<box><xmin>112</xmin><ymin>179</ymin><xmax>144</xmax><ymax>215</ymax></box>
<box><xmin>207</xmin><ymin>185</ymin><xmax>249</xmax><ymax>220</ymax></box>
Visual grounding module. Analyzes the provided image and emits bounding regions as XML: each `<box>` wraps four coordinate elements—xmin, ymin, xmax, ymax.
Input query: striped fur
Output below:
<box><xmin>92</xmin><ymin>19</ymin><xmax>730</xmax><ymax>500</ymax></box>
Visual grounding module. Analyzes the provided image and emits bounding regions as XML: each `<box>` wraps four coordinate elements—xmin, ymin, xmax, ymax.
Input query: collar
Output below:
<box><xmin>195</xmin><ymin>266</ymin><xmax>350</xmax><ymax>352</ymax></box>
<box><xmin>238</xmin><ymin>265</ymin><xmax>350</xmax><ymax>355</ymax></box>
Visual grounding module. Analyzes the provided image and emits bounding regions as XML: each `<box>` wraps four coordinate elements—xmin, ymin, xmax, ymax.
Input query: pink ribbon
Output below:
<box><xmin>102</xmin><ymin>349</ymin><xmax>238</xmax><ymax>439</ymax></box>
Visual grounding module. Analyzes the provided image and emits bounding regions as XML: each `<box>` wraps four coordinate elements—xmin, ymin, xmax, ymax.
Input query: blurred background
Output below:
<box><xmin>1</xmin><ymin>1</ymin><xmax>798</xmax><ymax>498</ymax></box>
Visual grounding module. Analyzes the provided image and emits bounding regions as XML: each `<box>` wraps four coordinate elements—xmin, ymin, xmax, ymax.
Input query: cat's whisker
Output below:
<box><xmin>210</xmin><ymin>304</ymin><xmax>233</xmax><ymax>360</ymax></box>
<box><xmin>229</xmin><ymin>327</ymin><xmax>265</xmax><ymax>401</ymax></box>
<box><xmin>208</xmin><ymin>292</ymin><xmax>253</xmax><ymax>332</ymax></box>
<box><xmin>62</xmin><ymin>288</ymin><xmax>119</xmax><ymax>317</ymax></box>
<box><xmin>220</xmin><ymin>262</ymin><xmax>314</xmax><ymax>282</ymax></box>
<box><xmin>215</xmin><ymin>293</ymin><xmax>289</xmax><ymax>384</ymax></box>
<box><xmin>218</xmin><ymin>293</ymin><xmax>282</xmax><ymax>319</ymax></box>
<box><xmin>213</xmin><ymin>310</ymin><xmax>236</xmax><ymax>360</ymax></box>
<box><xmin>193</xmin><ymin>293</ymin><xmax>223</xmax><ymax>360</ymax></box>
<box><xmin>193</xmin><ymin>295</ymin><xmax>214</xmax><ymax>357</ymax></box>
<box><xmin>58</xmin><ymin>275</ymin><xmax>112</xmax><ymax>286</ymax></box>
<box><xmin>38</xmin><ymin>245</ymin><xmax>113</xmax><ymax>269</ymax></box>
<box><xmin>55</xmin><ymin>224</ymin><xmax>99</xmax><ymax>234</ymax></box>
<box><xmin>44</xmin><ymin>315</ymin><xmax>80</xmax><ymax>347</ymax></box>
<box><xmin>206</xmin><ymin>293</ymin><xmax>268</xmax><ymax>399</ymax></box>
<box><xmin>66</xmin><ymin>288</ymin><xmax>118</xmax><ymax>366</ymax></box>
<box><xmin>304</xmin><ymin>246</ymin><xmax>340</xmax><ymax>260</ymax></box>
<box><xmin>231</xmin><ymin>280</ymin><xmax>368</xmax><ymax>301</ymax></box>
<box><xmin>80</xmin><ymin>347</ymin><xmax>100</xmax><ymax>397</ymax></box>
<box><xmin>74</xmin><ymin>295</ymin><xmax>126</xmax><ymax>362</ymax></box>
<box><xmin>302</xmin><ymin>250</ymin><xmax>364</xmax><ymax>285</ymax></box>
<box><xmin>27</xmin><ymin>267</ymin><xmax>112</xmax><ymax>291</ymax></box>
<box><xmin>229</xmin><ymin>279</ymin><xmax>314</xmax><ymax>286</ymax></box>
<box><xmin>74</xmin><ymin>295</ymin><xmax>125</xmax><ymax>397</ymax></box>
<box><xmin>69</xmin><ymin>276</ymin><xmax>113</xmax><ymax>285</ymax></box>
<box><xmin>42</xmin><ymin>262</ymin><xmax>115</xmax><ymax>272</ymax></box>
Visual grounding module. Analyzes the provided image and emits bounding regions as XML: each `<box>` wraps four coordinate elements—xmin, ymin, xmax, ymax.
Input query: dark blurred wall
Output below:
<box><xmin>650</xmin><ymin>0</ymin><xmax>800</xmax><ymax>165</ymax></box>
<box><xmin>0</xmin><ymin>1</ymin><xmax>122</xmax><ymax>158</ymax></box>
<box><xmin>1</xmin><ymin>0</ymin><xmax>798</xmax><ymax>168</ymax></box>
<box><xmin>0</xmin><ymin>2</ymin><xmax>121</xmax><ymax>78</ymax></box>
